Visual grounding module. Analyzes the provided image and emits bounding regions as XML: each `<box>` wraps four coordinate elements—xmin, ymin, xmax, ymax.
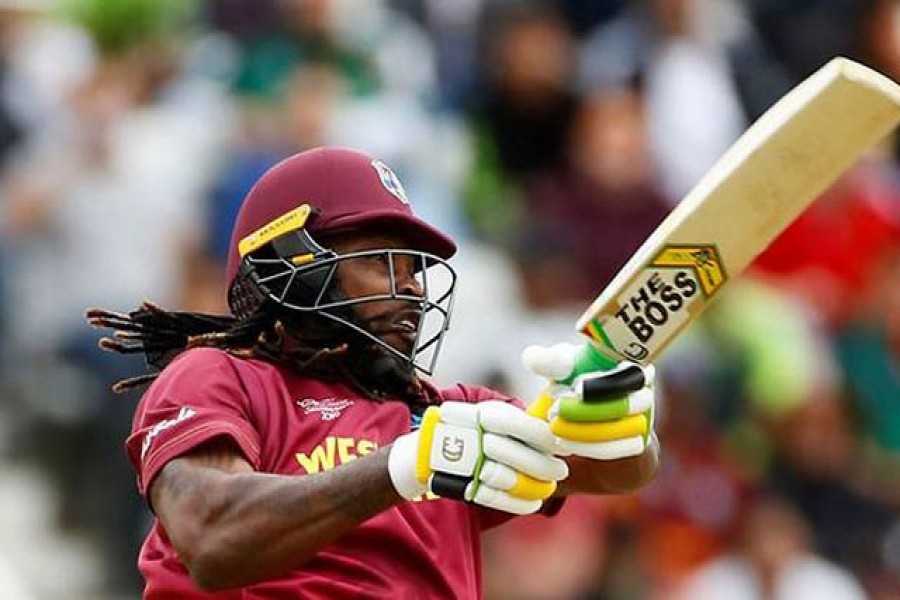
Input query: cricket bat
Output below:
<box><xmin>532</xmin><ymin>57</ymin><xmax>900</xmax><ymax>383</ymax></box>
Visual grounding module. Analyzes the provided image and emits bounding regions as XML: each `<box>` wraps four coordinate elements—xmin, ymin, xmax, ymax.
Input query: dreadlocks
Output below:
<box><xmin>86</xmin><ymin>301</ymin><xmax>430</xmax><ymax>407</ymax></box>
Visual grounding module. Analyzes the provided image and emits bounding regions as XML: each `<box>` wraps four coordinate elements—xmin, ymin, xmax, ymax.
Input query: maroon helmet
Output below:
<box><xmin>226</xmin><ymin>147</ymin><xmax>456</xmax><ymax>287</ymax></box>
<box><xmin>226</xmin><ymin>147</ymin><xmax>457</xmax><ymax>375</ymax></box>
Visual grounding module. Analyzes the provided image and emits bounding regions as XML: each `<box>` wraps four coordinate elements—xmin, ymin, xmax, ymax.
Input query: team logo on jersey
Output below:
<box><xmin>371</xmin><ymin>159</ymin><xmax>409</xmax><ymax>204</ymax></box>
<box><xmin>296</xmin><ymin>398</ymin><xmax>354</xmax><ymax>421</ymax></box>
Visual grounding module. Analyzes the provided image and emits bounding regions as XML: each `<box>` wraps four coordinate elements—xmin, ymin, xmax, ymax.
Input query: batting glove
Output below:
<box><xmin>522</xmin><ymin>343</ymin><xmax>656</xmax><ymax>461</ymax></box>
<box><xmin>388</xmin><ymin>401</ymin><xmax>569</xmax><ymax>515</ymax></box>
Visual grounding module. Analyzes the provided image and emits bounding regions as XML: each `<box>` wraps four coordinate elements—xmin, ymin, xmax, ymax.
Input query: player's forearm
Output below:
<box><xmin>157</xmin><ymin>446</ymin><xmax>402</xmax><ymax>590</ymax></box>
<box><xmin>557</xmin><ymin>433</ymin><xmax>660</xmax><ymax>496</ymax></box>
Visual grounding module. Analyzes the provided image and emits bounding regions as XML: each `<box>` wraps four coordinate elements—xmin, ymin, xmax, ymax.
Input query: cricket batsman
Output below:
<box><xmin>88</xmin><ymin>147</ymin><xmax>659</xmax><ymax>598</ymax></box>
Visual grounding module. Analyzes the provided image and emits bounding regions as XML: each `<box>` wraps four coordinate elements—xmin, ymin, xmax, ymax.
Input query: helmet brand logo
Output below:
<box><xmin>371</xmin><ymin>159</ymin><xmax>409</xmax><ymax>205</ymax></box>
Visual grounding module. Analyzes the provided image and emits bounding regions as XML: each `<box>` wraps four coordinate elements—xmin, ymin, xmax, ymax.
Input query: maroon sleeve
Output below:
<box><xmin>125</xmin><ymin>348</ymin><xmax>262</xmax><ymax>496</ymax></box>
<box><xmin>439</xmin><ymin>382</ymin><xmax>526</xmax><ymax>410</ymax></box>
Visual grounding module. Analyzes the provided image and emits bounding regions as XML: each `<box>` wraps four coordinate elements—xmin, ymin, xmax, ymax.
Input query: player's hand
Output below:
<box><xmin>522</xmin><ymin>343</ymin><xmax>656</xmax><ymax>460</ymax></box>
<box><xmin>388</xmin><ymin>401</ymin><xmax>569</xmax><ymax>515</ymax></box>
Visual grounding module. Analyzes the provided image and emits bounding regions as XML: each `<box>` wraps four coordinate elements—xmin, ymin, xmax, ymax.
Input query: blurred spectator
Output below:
<box><xmin>682</xmin><ymin>277</ymin><xmax>898</xmax><ymax>597</ymax></box>
<box><xmin>198</xmin><ymin>61</ymin><xmax>345</xmax><ymax>313</ymax></box>
<box><xmin>482</xmin><ymin>497</ymin><xmax>610</xmax><ymax>600</ymax></box>
<box><xmin>0</xmin><ymin>1</ymin><xmax>223</xmax><ymax>593</ymax></box>
<box><xmin>204</xmin><ymin>0</ymin><xmax>280</xmax><ymax>42</ymax></box>
<box><xmin>478</xmin><ymin>3</ymin><xmax>577</xmax><ymax>179</ymax></box>
<box><xmin>0</xmin><ymin>555</ymin><xmax>32</xmax><ymax>600</ymax></box>
<box><xmin>231</xmin><ymin>0</ymin><xmax>439</xmax><ymax>104</ymax></box>
<box><xmin>405</xmin><ymin>0</ymin><xmax>485</xmax><ymax>110</ymax></box>
<box><xmin>515</xmin><ymin>88</ymin><xmax>669</xmax><ymax>309</ymax></box>
<box><xmin>753</xmin><ymin>150</ymin><xmax>900</xmax><ymax>330</ymax></box>
<box><xmin>607</xmin><ymin>342</ymin><xmax>755</xmax><ymax>598</ymax></box>
<box><xmin>0</xmin><ymin>3</ymin><xmax>96</xmax><ymax>370</ymax></box>
<box><xmin>465</xmin><ymin>3</ymin><xmax>579</xmax><ymax>244</ymax></box>
<box><xmin>836</xmin><ymin>248</ymin><xmax>900</xmax><ymax>456</ymax></box>
<box><xmin>677</xmin><ymin>494</ymin><xmax>868</xmax><ymax>600</ymax></box>
<box><xmin>232</xmin><ymin>0</ymin><xmax>376</xmax><ymax>99</ymax></box>
<box><xmin>558</xmin><ymin>0</ymin><xmax>629</xmax><ymax>38</ymax></box>
<box><xmin>579</xmin><ymin>0</ymin><xmax>790</xmax><ymax>203</ymax></box>
<box><xmin>0</xmin><ymin>2</ymin><xmax>95</xmax><ymax>154</ymax></box>
<box><xmin>861</xmin><ymin>0</ymin><xmax>900</xmax><ymax>81</ymax></box>
<box><xmin>748</xmin><ymin>0</ymin><xmax>864</xmax><ymax>81</ymax></box>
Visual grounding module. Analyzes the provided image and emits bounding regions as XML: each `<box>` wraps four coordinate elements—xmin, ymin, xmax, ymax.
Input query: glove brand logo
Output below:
<box><xmin>441</xmin><ymin>437</ymin><xmax>465</xmax><ymax>462</ymax></box>
<box><xmin>297</xmin><ymin>398</ymin><xmax>353</xmax><ymax>421</ymax></box>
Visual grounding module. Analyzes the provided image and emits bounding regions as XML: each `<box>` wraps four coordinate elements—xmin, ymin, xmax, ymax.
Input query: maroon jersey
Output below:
<box><xmin>126</xmin><ymin>347</ymin><xmax>521</xmax><ymax>599</ymax></box>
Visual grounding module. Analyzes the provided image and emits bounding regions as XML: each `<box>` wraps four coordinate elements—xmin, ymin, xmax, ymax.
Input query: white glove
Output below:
<box><xmin>388</xmin><ymin>401</ymin><xmax>569</xmax><ymax>515</ymax></box>
<box><xmin>523</xmin><ymin>342</ymin><xmax>656</xmax><ymax>461</ymax></box>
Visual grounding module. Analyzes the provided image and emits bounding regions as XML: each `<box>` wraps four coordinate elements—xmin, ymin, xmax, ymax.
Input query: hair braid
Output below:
<box><xmin>88</xmin><ymin>302</ymin><xmax>431</xmax><ymax>406</ymax></box>
<box><xmin>87</xmin><ymin>302</ymin><xmax>368</xmax><ymax>396</ymax></box>
<box><xmin>86</xmin><ymin>301</ymin><xmax>273</xmax><ymax>392</ymax></box>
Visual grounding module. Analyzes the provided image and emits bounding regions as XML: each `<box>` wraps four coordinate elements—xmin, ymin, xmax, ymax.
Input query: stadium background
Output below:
<box><xmin>0</xmin><ymin>0</ymin><xmax>898</xmax><ymax>598</ymax></box>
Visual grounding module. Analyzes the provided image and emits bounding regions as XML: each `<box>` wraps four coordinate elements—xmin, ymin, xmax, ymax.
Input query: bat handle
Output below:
<box><xmin>562</xmin><ymin>343</ymin><xmax>618</xmax><ymax>385</ymax></box>
<box><xmin>526</xmin><ymin>343</ymin><xmax>619</xmax><ymax>419</ymax></box>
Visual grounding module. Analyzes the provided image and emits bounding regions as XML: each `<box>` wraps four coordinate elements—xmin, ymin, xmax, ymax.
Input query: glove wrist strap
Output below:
<box><xmin>388</xmin><ymin>433</ymin><xmax>426</xmax><ymax>499</ymax></box>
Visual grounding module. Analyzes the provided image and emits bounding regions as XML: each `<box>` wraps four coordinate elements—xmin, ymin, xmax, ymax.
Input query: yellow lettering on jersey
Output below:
<box><xmin>357</xmin><ymin>440</ymin><xmax>376</xmax><ymax>456</ymax></box>
<box><xmin>337</xmin><ymin>437</ymin><xmax>356</xmax><ymax>463</ymax></box>
<box><xmin>296</xmin><ymin>438</ymin><xmax>336</xmax><ymax>474</ymax></box>
<box><xmin>295</xmin><ymin>437</ymin><xmax>379</xmax><ymax>474</ymax></box>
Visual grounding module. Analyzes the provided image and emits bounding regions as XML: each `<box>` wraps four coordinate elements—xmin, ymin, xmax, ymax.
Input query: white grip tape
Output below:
<box><xmin>557</xmin><ymin>437</ymin><xmax>646</xmax><ymax>461</ymax></box>
<box><xmin>627</xmin><ymin>388</ymin><xmax>654</xmax><ymax>416</ymax></box>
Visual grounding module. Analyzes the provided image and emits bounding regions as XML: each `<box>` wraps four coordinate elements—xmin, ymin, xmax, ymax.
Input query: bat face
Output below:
<box><xmin>576</xmin><ymin>57</ymin><xmax>900</xmax><ymax>366</ymax></box>
<box><xmin>582</xmin><ymin>244</ymin><xmax>725</xmax><ymax>362</ymax></box>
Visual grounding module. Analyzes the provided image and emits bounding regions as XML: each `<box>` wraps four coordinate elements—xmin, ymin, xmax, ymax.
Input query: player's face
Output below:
<box><xmin>328</xmin><ymin>233</ymin><xmax>425</xmax><ymax>354</ymax></box>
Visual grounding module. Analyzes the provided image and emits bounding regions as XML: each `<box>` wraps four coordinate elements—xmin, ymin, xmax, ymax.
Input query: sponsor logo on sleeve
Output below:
<box><xmin>141</xmin><ymin>407</ymin><xmax>197</xmax><ymax>460</ymax></box>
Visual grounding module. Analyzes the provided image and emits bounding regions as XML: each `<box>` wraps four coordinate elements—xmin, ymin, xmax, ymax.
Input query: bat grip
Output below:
<box><xmin>527</xmin><ymin>344</ymin><xmax>619</xmax><ymax>420</ymax></box>
<box><xmin>560</xmin><ymin>343</ymin><xmax>618</xmax><ymax>385</ymax></box>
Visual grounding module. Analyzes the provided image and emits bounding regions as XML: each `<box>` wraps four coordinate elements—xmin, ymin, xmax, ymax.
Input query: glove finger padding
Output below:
<box><xmin>470</xmin><ymin>485</ymin><xmax>543</xmax><ymax>516</ymax></box>
<box><xmin>389</xmin><ymin>401</ymin><xmax>568</xmax><ymax>515</ymax></box>
<box><xmin>478</xmin><ymin>400</ymin><xmax>558</xmax><ymax>453</ymax></box>
<box><xmin>477</xmin><ymin>460</ymin><xmax>557</xmax><ymax>501</ymax></box>
<box><xmin>482</xmin><ymin>433</ymin><xmax>568</xmax><ymax>482</ymax></box>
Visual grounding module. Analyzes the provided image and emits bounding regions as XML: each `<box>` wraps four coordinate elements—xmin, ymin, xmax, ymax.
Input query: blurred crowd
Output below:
<box><xmin>0</xmin><ymin>0</ymin><xmax>897</xmax><ymax>598</ymax></box>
